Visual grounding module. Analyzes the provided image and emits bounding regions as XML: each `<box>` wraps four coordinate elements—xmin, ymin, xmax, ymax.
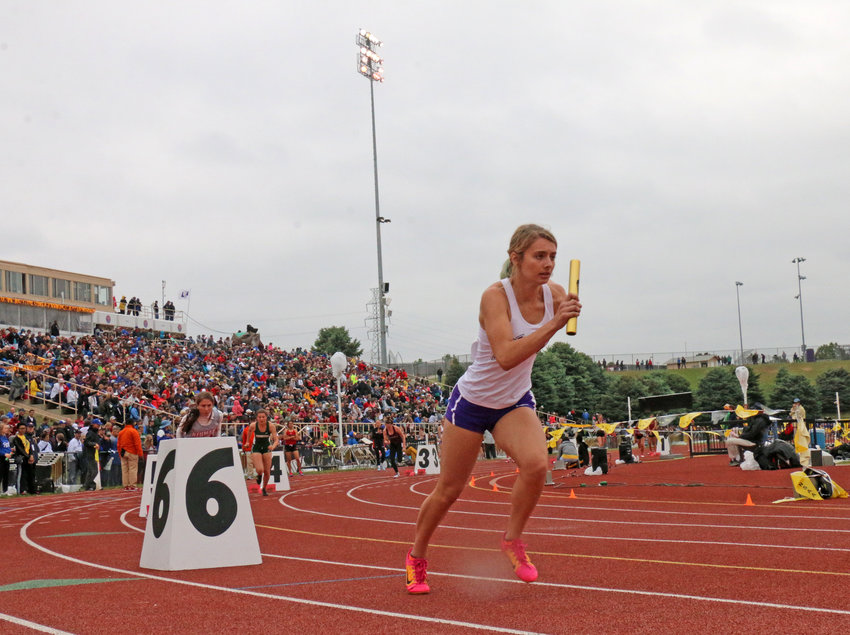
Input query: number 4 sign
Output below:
<box><xmin>139</xmin><ymin>437</ymin><xmax>262</xmax><ymax>571</ymax></box>
<box><xmin>415</xmin><ymin>444</ymin><xmax>441</xmax><ymax>474</ymax></box>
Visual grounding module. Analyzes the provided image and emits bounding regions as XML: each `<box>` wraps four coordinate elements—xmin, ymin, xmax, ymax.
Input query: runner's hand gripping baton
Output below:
<box><xmin>566</xmin><ymin>259</ymin><xmax>580</xmax><ymax>336</ymax></box>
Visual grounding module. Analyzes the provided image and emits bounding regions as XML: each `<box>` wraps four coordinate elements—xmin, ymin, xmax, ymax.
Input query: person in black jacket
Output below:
<box><xmin>725</xmin><ymin>413</ymin><xmax>769</xmax><ymax>466</ymax></box>
<box><xmin>82</xmin><ymin>421</ymin><xmax>101</xmax><ymax>490</ymax></box>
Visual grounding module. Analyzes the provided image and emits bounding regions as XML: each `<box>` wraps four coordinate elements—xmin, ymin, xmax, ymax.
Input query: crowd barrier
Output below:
<box><xmin>4</xmin><ymin>432</ymin><xmax>442</xmax><ymax>495</ymax></box>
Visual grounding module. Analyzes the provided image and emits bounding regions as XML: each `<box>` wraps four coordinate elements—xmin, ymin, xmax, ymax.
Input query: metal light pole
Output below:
<box><xmin>735</xmin><ymin>281</ymin><xmax>744</xmax><ymax>364</ymax></box>
<box><xmin>356</xmin><ymin>29</ymin><xmax>389</xmax><ymax>366</ymax></box>
<box><xmin>792</xmin><ymin>257</ymin><xmax>807</xmax><ymax>358</ymax></box>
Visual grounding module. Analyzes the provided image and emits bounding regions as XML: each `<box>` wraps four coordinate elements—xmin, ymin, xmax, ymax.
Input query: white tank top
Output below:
<box><xmin>456</xmin><ymin>279</ymin><xmax>554</xmax><ymax>408</ymax></box>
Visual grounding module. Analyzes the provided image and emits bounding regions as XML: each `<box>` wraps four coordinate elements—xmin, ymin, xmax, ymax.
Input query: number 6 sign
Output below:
<box><xmin>139</xmin><ymin>437</ymin><xmax>262</xmax><ymax>571</ymax></box>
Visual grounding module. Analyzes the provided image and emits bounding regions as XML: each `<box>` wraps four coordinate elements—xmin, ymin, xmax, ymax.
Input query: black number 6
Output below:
<box><xmin>152</xmin><ymin>450</ymin><xmax>176</xmax><ymax>539</ymax></box>
<box><xmin>185</xmin><ymin>447</ymin><xmax>238</xmax><ymax>537</ymax></box>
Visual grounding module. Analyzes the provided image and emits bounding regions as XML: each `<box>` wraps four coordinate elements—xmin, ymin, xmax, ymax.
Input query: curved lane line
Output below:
<box><xmin>21</xmin><ymin>504</ymin><xmax>546</xmax><ymax>635</ymax></box>
<box><xmin>276</xmin><ymin>482</ymin><xmax>850</xmax><ymax>554</ymax></box>
<box><xmin>0</xmin><ymin>611</ymin><xmax>75</xmax><ymax>634</ymax></box>
<box><xmin>344</xmin><ymin>483</ymin><xmax>850</xmax><ymax>534</ymax></box>
<box><xmin>257</xmin><ymin>523</ymin><xmax>850</xmax><ymax>580</ymax></box>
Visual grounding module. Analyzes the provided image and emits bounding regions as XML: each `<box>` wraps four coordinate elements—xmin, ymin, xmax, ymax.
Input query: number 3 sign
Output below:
<box><xmin>415</xmin><ymin>444</ymin><xmax>441</xmax><ymax>475</ymax></box>
<box><xmin>139</xmin><ymin>438</ymin><xmax>262</xmax><ymax>571</ymax></box>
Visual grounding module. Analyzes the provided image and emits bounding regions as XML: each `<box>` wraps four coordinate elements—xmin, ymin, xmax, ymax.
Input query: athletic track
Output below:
<box><xmin>2</xmin><ymin>453</ymin><xmax>850</xmax><ymax>634</ymax></box>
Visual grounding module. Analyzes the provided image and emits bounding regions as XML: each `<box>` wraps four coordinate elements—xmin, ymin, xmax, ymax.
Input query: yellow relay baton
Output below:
<box><xmin>566</xmin><ymin>259</ymin><xmax>580</xmax><ymax>336</ymax></box>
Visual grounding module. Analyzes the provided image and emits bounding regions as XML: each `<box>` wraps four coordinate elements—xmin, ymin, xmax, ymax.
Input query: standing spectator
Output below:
<box><xmin>82</xmin><ymin>420</ymin><xmax>101</xmax><ymax>491</ymax></box>
<box><xmin>482</xmin><ymin>428</ymin><xmax>497</xmax><ymax>459</ymax></box>
<box><xmin>12</xmin><ymin>422</ymin><xmax>37</xmax><ymax>495</ymax></box>
<box><xmin>791</xmin><ymin>398</ymin><xmax>810</xmax><ymax>467</ymax></box>
<box><xmin>67</xmin><ymin>428</ymin><xmax>84</xmax><ymax>484</ymax></box>
<box><xmin>53</xmin><ymin>432</ymin><xmax>67</xmax><ymax>453</ymax></box>
<box><xmin>37</xmin><ymin>430</ymin><xmax>52</xmax><ymax>454</ymax></box>
<box><xmin>118</xmin><ymin>421</ymin><xmax>143</xmax><ymax>491</ymax></box>
<box><xmin>156</xmin><ymin>423</ymin><xmax>174</xmax><ymax>449</ymax></box>
<box><xmin>118</xmin><ymin>296</ymin><xmax>127</xmax><ymax>314</ymax></box>
<box><xmin>0</xmin><ymin>422</ymin><xmax>11</xmax><ymax>495</ymax></box>
<box><xmin>383</xmin><ymin>419</ymin><xmax>405</xmax><ymax>479</ymax></box>
<box><xmin>50</xmin><ymin>320</ymin><xmax>60</xmax><ymax>337</ymax></box>
<box><xmin>152</xmin><ymin>301</ymin><xmax>159</xmax><ymax>320</ymax></box>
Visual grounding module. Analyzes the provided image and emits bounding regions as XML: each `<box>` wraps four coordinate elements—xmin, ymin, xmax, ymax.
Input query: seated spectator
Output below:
<box><xmin>725</xmin><ymin>414</ymin><xmax>770</xmax><ymax>466</ymax></box>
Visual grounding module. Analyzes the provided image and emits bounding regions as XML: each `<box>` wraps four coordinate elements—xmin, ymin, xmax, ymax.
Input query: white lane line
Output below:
<box><xmin>21</xmin><ymin>505</ymin><xmax>546</xmax><ymax>635</ymax></box>
<box><xmin>276</xmin><ymin>484</ymin><xmax>850</xmax><ymax>554</ymax></box>
<box><xmin>400</xmin><ymin>474</ymin><xmax>850</xmax><ymax>522</ymax></box>
<box><xmin>122</xmin><ymin>504</ymin><xmax>850</xmax><ymax>615</ymax></box>
<box><xmin>259</xmin><ymin>553</ymin><xmax>850</xmax><ymax>616</ymax></box>
<box><xmin>0</xmin><ymin>611</ymin><xmax>75</xmax><ymax>634</ymax></box>
<box><xmin>343</xmin><ymin>483</ymin><xmax>850</xmax><ymax>534</ymax></box>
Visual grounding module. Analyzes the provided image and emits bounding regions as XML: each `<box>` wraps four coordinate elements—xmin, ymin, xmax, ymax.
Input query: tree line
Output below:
<box><xmin>311</xmin><ymin>325</ymin><xmax>850</xmax><ymax>422</ymax></box>
<box><xmin>443</xmin><ymin>343</ymin><xmax>850</xmax><ymax>421</ymax></box>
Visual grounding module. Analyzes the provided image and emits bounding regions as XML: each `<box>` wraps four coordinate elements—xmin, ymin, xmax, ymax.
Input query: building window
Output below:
<box><xmin>53</xmin><ymin>278</ymin><xmax>71</xmax><ymax>300</ymax></box>
<box><xmin>5</xmin><ymin>271</ymin><xmax>25</xmax><ymax>294</ymax></box>
<box><xmin>74</xmin><ymin>281</ymin><xmax>92</xmax><ymax>303</ymax></box>
<box><xmin>94</xmin><ymin>285</ymin><xmax>111</xmax><ymax>306</ymax></box>
<box><xmin>30</xmin><ymin>274</ymin><xmax>49</xmax><ymax>297</ymax></box>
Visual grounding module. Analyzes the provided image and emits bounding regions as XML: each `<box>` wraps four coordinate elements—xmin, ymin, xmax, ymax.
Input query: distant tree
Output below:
<box><xmin>694</xmin><ymin>368</ymin><xmax>743</xmax><ymax>411</ymax></box>
<box><xmin>312</xmin><ymin>326</ymin><xmax>362</xmax><ymax>357</ymax></box>
<box><xmin>444</xmin><ymin>356</ymin><xmax>466</xmax><ymax>388</ymax></box>
<box><xmin>816</xmin><ymin>342</ymin><xmax>849</xmax><ymax>361</ymax></box>
<box><xmin>547</xmin><ymin>342</ymin><xmax>609</xmax><ymax>413</ymax></box>
<box><xmin>662</xmin><ymin>372</ymin><xmax>693</xmax><ymax>394</ymax></box>
<box><xmin>742</xmin><ymin>366</ymin><xmax>766</xmax><ymax>407</ymax></box>
<box><xmin>770</xmin><ymin>367</ymin><xmax>820</xmax><ymax>418</ymax></box>
<box><xmin>598</xmin><ymin>374</ymin><xmax>648</xmax><ymax>422</ymax></box>
<box><xmin>531</xmin><ymin>350</ymin><xmax>575</xmax><ymax>415</ymax></box>
<box><xmin>815</xmin><ymin>368</ymin><xmax>850</xmax><ymax>418</ymax></box>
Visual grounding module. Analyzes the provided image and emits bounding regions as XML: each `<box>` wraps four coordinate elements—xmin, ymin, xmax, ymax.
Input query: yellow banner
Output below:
<box><xmin>678</xmin><ymin>412</ymin><xmax>703</xmax><ymax>429</ymax></box>
<box><xmin>637</xmin><ymin>417</ymin><xmax>655</xmax><ymax>430</ymax></box>
<box><xmin>735</xmin><ymin>405</ymin><xmax>760</xmax><ymax>419</ymax></box>
<box><xmin>596</xmin><ymin>422</ymin><xmax>618</xmax><ymax>435</ymax></box>
<box><xmin>0</xmin><ymin>295</ymin><xmax>95</xmax><ymax>314</ymax></box>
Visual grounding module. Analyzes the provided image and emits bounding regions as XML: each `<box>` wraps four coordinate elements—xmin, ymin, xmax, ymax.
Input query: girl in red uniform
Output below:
<box><xmin>282</xmin><ymin>420</ymin><xmax>302</xmax><ymax>476</ymax></box>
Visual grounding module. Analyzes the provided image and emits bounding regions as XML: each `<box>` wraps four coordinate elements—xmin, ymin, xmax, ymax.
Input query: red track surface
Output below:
<box><xmin>2</xmin><ymin>454</ymin><xmax>850</xmax><ymax>634</ymax></box>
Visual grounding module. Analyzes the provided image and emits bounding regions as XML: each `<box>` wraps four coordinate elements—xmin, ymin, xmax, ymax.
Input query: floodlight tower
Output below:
<box><xmin>792</xmin><ymin>257</ymin><xmax>807</xmax><ymax>358</ymax></box>
<box><xmin>356</xmin><ymin>28</ymin><xmax>389</xmax><ymax>366</ymax></box>
<box><xmin>735</xmin><ymin>281</ymin><xmax>744</xmax><ymax>364</ymax></box>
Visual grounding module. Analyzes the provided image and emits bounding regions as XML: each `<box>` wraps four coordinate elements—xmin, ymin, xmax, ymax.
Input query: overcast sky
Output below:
<box><xmin>3</xmin><ymin>1</ymin><xmax>848</xmax><ymax>364</ymax></box>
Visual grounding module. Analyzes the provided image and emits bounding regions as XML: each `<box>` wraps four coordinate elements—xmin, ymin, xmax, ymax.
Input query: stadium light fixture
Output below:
<box><xmin>735</xmin><ymin>281</ymin><xmax>744</xmax><ymax>364</ymax></box>
<box><xmin>355</xmin><ymin>28</ymin><xmax>389</xmax><ymax>366</ymax></box>
<box><xmin>792</xmin><ymin>257</ymin><xmax>807</xmax><ymax>357</ymax></box>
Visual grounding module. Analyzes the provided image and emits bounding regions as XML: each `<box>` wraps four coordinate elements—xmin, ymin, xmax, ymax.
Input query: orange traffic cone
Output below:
<box><xmin>744</xmin><ymin>493</ymin><xmax>755</xmax><ymax>506</ymax></box>
<box><xmin>469</xmin><ymin>476</ymin><xmax>476</xmax><ymax>487</ymax></box>
<box><xmin>569</xmin><ymin>489</ymin><xmax>577</xmax><ymax>499</ymax></box>
<box><xmin>490</xmin><ymin>471</ymin><xmax>495</xmax><ymax>477</ymax></box>
<box><xmin>492</xmin><ymin>483</ymin><xmax>499</xmax><ymax>492</ymax></box>
<box><xmin>515</xmin><ymin>467</ymin><xmax>520</xmax><ymax>474</ymax></box>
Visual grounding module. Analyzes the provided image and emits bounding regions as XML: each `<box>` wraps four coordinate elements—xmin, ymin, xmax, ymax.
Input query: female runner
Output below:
<box><xmin>282</xmin><ymin>419</ymin><xmax>303</xmax><ymax>476</ymax></box>
<box><xmin>405</xmin><ymin>224</ymin><xmax>581</xmax><ymax>594</ymax></box>
<box><xmin>177</xmin><ymin>392</ymin><xmax>223</xmax><ymax>438</ymax></box>
<box><xmin>249</xmin><ymin>410</ymin><xmax>279</xmax><ymax>495</ymax></box>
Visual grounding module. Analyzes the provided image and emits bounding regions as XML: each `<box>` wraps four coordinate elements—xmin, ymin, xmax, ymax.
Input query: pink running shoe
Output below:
<box><xmin>501</xmin><ymin>536</ymin><xmax>538</xmax><ymax>582</ymax></box>
<box><xmin>405</xmin><ymin>549</ymin><xmax>430</xmax><ymax>594</ymax></box>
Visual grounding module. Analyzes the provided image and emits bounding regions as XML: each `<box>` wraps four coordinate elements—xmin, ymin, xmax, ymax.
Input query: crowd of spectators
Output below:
<box><xmin>0</xmin><ymin>325</ymin><xmax>445</xmax><ymax>443</ymax></box>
